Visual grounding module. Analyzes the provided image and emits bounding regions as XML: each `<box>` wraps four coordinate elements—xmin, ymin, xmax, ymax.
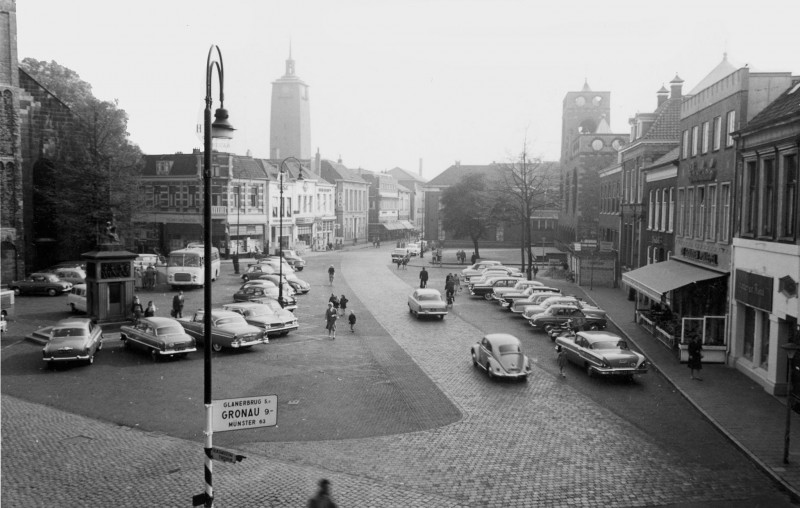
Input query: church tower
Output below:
<box><xmin>560</xmin><ymin>80</ymin><xmax>612</xmax><ymax>164</ymax></box>
<box><xmin>269</xmin><ymin>46</ymin><xmax>311</xmax><ymax>160</ymax></box>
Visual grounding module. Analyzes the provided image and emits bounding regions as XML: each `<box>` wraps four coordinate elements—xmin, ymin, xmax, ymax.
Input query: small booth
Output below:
<box><xmin>82</xmin><ymin>243</ymin><xmax>137</xmax><ymax>325</ymax></box>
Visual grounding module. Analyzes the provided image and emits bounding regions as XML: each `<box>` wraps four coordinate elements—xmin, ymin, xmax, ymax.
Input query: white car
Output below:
<box><xmin>407</xmin><ymin>288</ymin><xmax>448</xmax><ymax>319</ymax></box>
<box><xmin>507</xmin><ymin>289</ymin><xmax>562</xmax><ymax>313</ymax></box>
<box><xmin>522</xmin><ymin>296</ymin><xmax>606</xmax><ymax>320</ymax></box>
<box><xmin>406</xmin><ymin>243</ymin><xmax>421</xmax><ymax>256</ymax></box>
<box><xmin>461</xmin><ymin>261</ymin><xmax>503</xmax><ymax>279</ymax></box>
<box><xmin>466</xmin><ymin>266</ymin><xmax>523</xmax><ymax>285</ymax></box>
<box><xmin>491</xmin><ymin>280</ymin><xmax>545</xmax><ymax>302</ymax></box>
<box><xmin>67</xmin><ymin>284</ymin><xmax>87</xmax><ymax>314</ymax></box>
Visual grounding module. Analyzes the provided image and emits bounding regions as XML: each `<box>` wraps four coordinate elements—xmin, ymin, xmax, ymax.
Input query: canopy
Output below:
<box><xmin>622</xmin><ymin>259</ymin><xmax>725</xmax><ymax>301</ymax></box>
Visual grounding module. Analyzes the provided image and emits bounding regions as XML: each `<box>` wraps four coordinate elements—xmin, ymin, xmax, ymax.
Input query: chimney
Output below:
<box><xmin>455</xmin><ymin>160</ymin><xmax>460</xmax><ymax>167</ymax></box>
<box><xmin>657</xmin><ymin>85</ymin><xmax>668</xmax><ymax>107</ymax></box>
<box><xmin>670</xmin><ymin>74</ymin><xmax>684</xmax><ymax>99</ymax></box>
<box><xmin>315</xmin><ymin>148</ymin><xmax>321</xmax><ymax>173</ymax></box>
<box><xmin>419</xmin><ymin>158</ymin><xmax>423</xmax><ymax>176</ymax></box>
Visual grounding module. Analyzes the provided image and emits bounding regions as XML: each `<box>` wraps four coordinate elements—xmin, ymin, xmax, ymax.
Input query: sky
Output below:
<box><xmin>15</xmin><ymin>0</ymin><xmax>800</xmax><ymax>180</ymax></box>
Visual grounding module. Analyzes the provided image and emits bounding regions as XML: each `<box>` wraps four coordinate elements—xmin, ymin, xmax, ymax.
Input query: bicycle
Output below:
<box><xmin>446</xmin><ymin>289</ymin><xmax>455</xmax><ymax>308</ymax></box>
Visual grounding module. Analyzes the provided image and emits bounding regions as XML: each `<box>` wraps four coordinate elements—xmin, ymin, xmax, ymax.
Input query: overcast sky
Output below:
<box><xmin>15</xmin><ymin>0</ymin><xmax>800</xmax><ymax>180</ymax></box>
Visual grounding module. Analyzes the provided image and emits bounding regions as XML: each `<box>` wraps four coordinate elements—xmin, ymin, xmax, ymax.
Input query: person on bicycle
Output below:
<box><xmin>328</xmin><ymin>265</ymin><xmax>335</xmax><ymax>284</ymax></box>
<box><xmin>444</xmin><ymin>277</ymin><xmax>456</xmax><ymax>306</ymax></box>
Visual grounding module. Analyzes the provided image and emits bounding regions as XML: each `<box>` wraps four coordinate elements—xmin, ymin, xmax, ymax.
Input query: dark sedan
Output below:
<box><xmin>528</xmin><ymin>305</ymin><xmax>607</xmax><ymax>331</ymax></box>
<box><xmin>555</xmin><ymin>331</ymin><xmax>648</xmax><ymax>379</ymax></box>
<box><xmin>120</xmin><ymin>317</ymin><xmax>197</xmax><ymax>360</ymax></box>
<box><xmin>10</xmin><ymin>273</ymin><xmax>72</xmax><ymax>296</ymax></box>
<box><xmin>42</xmin><ymin>317</ymin><xmax>104</xmax><ymax>367</ymax></box>
<box><xmin>179</xmin><ymin>309</ymin><xmax>266</xmax><ymax>352</ymax></box>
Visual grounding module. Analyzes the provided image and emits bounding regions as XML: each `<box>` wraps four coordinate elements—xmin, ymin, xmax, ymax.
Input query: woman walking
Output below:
<box><xmin>339</xmin><ymin>294</ymin><xmax>348</xmax><ymax>316</ymax></box>
<box><xmin>688</xmin><ymin>335</ymin><xmax>703</xmax><ymax>380</ymax></box>
<box><xmin>144</xmin><ymin>300</ymin><xmax>157</xmax><ymax>317</ymax></box>
<box><xmin>325</xmin><ymin>302</ymin><xmax>338</xmax><ymax>339</ymax></box>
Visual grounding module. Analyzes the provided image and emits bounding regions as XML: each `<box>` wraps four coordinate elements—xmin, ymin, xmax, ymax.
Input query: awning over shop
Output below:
<box><xmin>378</xmin><ymin>222</ymin><xmax>403</xmax><ymax>230</ymax></box>
<box><xmin>622</xmin><ymin>260</ymin><xmax>725</xmax><ymax>301</ymax></box>
<box><xmin>398</xmin><ymin>220</ymin><xmax>416</xmax><ymax>230</ymax></box>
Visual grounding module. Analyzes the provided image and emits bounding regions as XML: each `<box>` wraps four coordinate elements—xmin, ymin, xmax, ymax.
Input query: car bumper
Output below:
<box><xmin>43</xmin><ymin>354</ymin><xmax>91</xmax><ymax>362</ymax></box>
<box><xmin>417</xmin><ymin>309</ymin><xmax>447</xmax><ymax>316</ymax></box>
<box><xmin>589</xmin><ymin>366</ymin><xmax>648</xmax><ymax>376</ymax></box>
<box><xmin>265</xmin><ymin>323</ymin><xmax>299</xmax><ymax>335</ymax></box>
<box><xmin>160</xmin><ymin>347</ymin><xmax>197</xmax><ymax>356</ymax></box>
<box><xmin>492</xmin><ymin>368</ymin><xmax>531</xmax><ymax>379</ymax></box>
<box><xmin>229</xmin><ymin>338</ymin><xmax>264</xmax><ymax>348</ymax></box>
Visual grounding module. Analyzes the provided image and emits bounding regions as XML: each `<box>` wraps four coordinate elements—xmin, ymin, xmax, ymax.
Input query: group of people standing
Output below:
<box><xmin>134</xmin><ymin>264</ymin><xmax>158</xmax><ymax>290</ymax></box>
<box><xmin>130</xmin><ymin>296</ymin><xmax>157</xmax><ymax>321</ymax></box>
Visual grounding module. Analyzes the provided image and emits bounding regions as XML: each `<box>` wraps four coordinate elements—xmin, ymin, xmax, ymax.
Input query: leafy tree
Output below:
<box><xmin>494</xmin><ymin>150</ymin><xmax>560</xmax><ymax>279</ymax></box>
<box><xmin>439</xmin><ymin>173</ymin><xmax>496</xmax><ymax>258</ymax></box>
<box><xmin>21</xmin><ymin>59</ymin><xmax>144</xmax><ymax>259</ymax></box>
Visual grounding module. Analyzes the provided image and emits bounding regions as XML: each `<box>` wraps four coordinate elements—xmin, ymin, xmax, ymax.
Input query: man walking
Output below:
<box><xmin>172</xmin><ymin>290</ymin><xmax>185</xmax><ymax>318</ymax></box>
<box><xmin>419</xmin><ymin>267</ymin><xmax>429</xmax><ymax>288</ymax></box>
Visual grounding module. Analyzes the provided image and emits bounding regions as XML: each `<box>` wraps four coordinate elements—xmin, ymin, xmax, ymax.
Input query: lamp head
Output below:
<box><xmin>782</xmin><ymin>342</ymin><xmax>800</xmax><ymax>360</ymax></box>
<box><xmin>211</xmin><ymin>108</ymin><xmax>235</xmax><ymax>139</ymax></box>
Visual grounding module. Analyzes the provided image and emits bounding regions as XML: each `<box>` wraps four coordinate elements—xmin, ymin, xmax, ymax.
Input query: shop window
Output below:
<box><xmin>743</xmin><ymin>306</ymin><xmax>755</xmax><ymax>361</ymax></box>
<box><xmin>759</xmin><ymin>312</ymin><xmax>770</xmax><ymax>370</ymax></box>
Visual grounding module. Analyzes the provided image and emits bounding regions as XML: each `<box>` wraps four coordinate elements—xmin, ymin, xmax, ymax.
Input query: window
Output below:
<box><xmin>648</xmin><ymin>190</ymin><xmax>655</xmax><ymax>229</ymax></box>
<box><xmin>706</xmin><ymin>185</ymin><xmax>717</xmax><ymax>240</ymax></box>
<box><xmin>691</xmin><ymin>126</ymin><xmax>699</xmax><ymax>156</ymax></box>
<box><xmin>759</xmin><ymin>311</ymin><xmax>770</xmax><ymax>370</ymax></box>
<box><xmin>654</xmin><ymin>189</ymin><xmax>661</xmax><ymax>230</ymax></box>
<box><xmin>759</xmin><ymin>159</ymin><xmax>776</xmax><ymax>238</ymax></box>
<box><xmin>677</xmin><ymin>188</ymin><xmax>685</xmax><ymax>236</ymax></box>
<box><xmin>743</xmin><ymin>160</ymin><xmax>758</xmax><ymax>235</ymax></box>
<box><xmin>702</xmin><ymin>121</ymin><xmax>710</xmax><ymax>154</ymax></box>
<box><xmin>668</xmin><ymin>189</ymin><xmax>675</xmax><ymax>232</ymax></box>
<box><xmin>779</xmin><ymin>153</ymin><xmax>797</xmax><ymax>239</ymax></box>
<box><xmin>682</xmin><ymin>130</ymin><xmax>689</xmax><ymax>159</ymax></box>
<box><xmin>696</xmin><ymin>186</ymin><xmax>705</xmax><ymax>238</ymax></box>
<box><xmin>726</xmin><ymin>110</ymin><xmax>736</xmax><ymax>147</ymax></box>
<box><xmin>712</xmin><ymin>116</ymin><xmax>722</xmax><ymax>151</ymax></box>
<box><xmin>743</xmin><ymin>306</ymin><xmax>755</xmax><ymax>361</ymax></box>
<box><xmin>720</xmin><ymin>183</ymin><xmax>731</xmax><ymax>242</ymax></box>
<box><xmin>687</xmin><ymin>187</ymin><xmax>694</xmax><ymax>237</ymax></box>
<box><xmin>661</xmin><ymin>189</ymin><xmax>668</xmax><ymax>231</ymax></box>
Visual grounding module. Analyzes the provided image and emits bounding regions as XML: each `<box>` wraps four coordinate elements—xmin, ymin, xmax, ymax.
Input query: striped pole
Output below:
<box><xmin>204</xmin><ymin>403</ymin><xmax>214</xmax><ymax>507</ymax></box>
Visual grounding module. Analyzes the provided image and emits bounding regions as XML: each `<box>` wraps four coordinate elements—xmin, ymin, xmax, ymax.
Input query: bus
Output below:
<box><xmin>166</xmin><ymin>246</ymin><xmax>221</xmax><ymax>288</ymax></box>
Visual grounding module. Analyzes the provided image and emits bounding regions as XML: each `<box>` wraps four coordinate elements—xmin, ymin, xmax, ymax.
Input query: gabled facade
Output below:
<box><xmin>318</xmin><ymin>158</ymin><xmax>369</xmax><ymax>245</ymax></box>
<box><xmin>730</xmin><ymin>78</ymin><xmax>800</xmax><ymax>394</ymax></box>
<box><xmin>388</xmin><ymin>166</ymin><xmax>427</xmax><ymax>234</ymax></box>
<box><xmin>360</xmin><ymin>170</ymin><xmax>414</xmax><ymax>242</ymax></box>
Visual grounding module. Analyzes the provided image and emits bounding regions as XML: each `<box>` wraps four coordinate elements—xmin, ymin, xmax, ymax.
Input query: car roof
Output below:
<box><xmin>242</xmin><ymin>280</ymin><xmax>277</xmax><ymax>287</ymax></box>
<box><xmin>223</xmin><ymin>302</ymin><xmax>262</xmax><ymax>310</ymax></box>
<box><xmin>139</xmin><ymin>317</ymin><xmax>182</xmax><ymax>327</ymax></box>
<box><xmin>54</xmin><ymin>317</ymin><xmax>93</xmax><ymax>327</ymax></box>
<box><xmin>484</xmin><ymin>333</ymin><xmax>521</xmax><ymax>346</ymax></box>
<box><xmin>577</xmin><ymin>331</ymin><xmax>622</xmax><ymax>343</ymax></box>
<box><xmin>196</xmin><ymin>309</ymin><xmax>241</xmax><ymax>319</ymax></box>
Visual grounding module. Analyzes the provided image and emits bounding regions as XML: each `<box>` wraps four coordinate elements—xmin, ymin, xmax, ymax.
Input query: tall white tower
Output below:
<box><xmin>269</xmin><ymin>46</ymin><xmax>311</xmax><ymax>160</ymax></box>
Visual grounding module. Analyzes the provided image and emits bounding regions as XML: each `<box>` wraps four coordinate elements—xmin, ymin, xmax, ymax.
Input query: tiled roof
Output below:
<box><xmin>427</xmin><ymin>164</ymin><xmax>500</xmax><ymax>187</ymax></box>
<box><xmin>641</xmin><ymin>97</ymin><xmax>682</xmax><ymax>141</ymax></box>
<box><xmin>388</xmin><ymin>166</ymin><xmax>427</xmax><ymax>183</ymax></box>
<box><xmin>741</xmin><ymin>79</ymin><xmax>800</xmax><ymax>132</ymax></box>
<box><xmin>643</xmin><ymin>147</ymin><xmax>680</xmax><ymax>170</ymax></box>
<box><xmin>142</xmin><ymin>153</ymin><xmax>199</xmax><ymax>176</ymax></box>
<box><xmin>232</xmin><ymin>156</ymin><xmax>270</xmax><ymax>180</ymax></box>
<box><xmin>320</xmin><ymin>160</ymin><xmax>368</xmax><ymax>184</ymax></box>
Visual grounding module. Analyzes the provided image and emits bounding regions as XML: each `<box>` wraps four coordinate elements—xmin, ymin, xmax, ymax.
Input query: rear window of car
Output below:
<box><xmin>497</xmin><ymin>344</ymin><xmax>521</xmax><ymax>354</ymax></box>
<box><xmin>215</xmin><ymin>317</ymin><xmax>246</xmax><ymax>326</ymax></box>
<box><xmin>156</xmin><ymin>326</ymin><xmax>185</xmax><ymax>336</ymax></box>
<box><xmin>592</xmin><ymin>340</ymin><xmax>628</xmax><ymax>350</ymax></box>
<box><xmin>53</xmin><ymin>328</ymin><xmax>86</xmax><ymax>338</ymax></box>
<box><xmin>417</xmin><ymin>294</ymin><xmax>440</xmax><ymax>301</ymax></box>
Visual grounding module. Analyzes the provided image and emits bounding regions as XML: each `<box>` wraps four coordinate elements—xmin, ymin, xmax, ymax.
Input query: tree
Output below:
<box><xmin>439</xmin><ymin>173</ymin><xmax>496</xmax><ymax>258</ymax></box>
<box><xmin>493</xmin><ymin>149</ymin><xmax>560</xmax><ymax>279</ymax></box>
<box><xmin>21</xmin><ymin>59</ymin><xmax>144</xmax><ymax>259</ymax></box>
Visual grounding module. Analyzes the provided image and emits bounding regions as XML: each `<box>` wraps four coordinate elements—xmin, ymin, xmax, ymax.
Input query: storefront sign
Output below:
<box><xmin>680</xmin><ymin>247</ymin><xmax>718</xmax><ymax>266</ymax></box>
<box><xmin>735</xmin><ymin>269</ymin><xmax>773</xmax><ymax>312</ymax></box>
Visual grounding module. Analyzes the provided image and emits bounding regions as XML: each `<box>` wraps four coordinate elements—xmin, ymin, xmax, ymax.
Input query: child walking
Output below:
<box><xmin>556</xmin><ymin>345</ymin><xmax>567</xmax><ymax>378</ymax></box>
<box><xmin>348</xmin><ymin>310</ymin><xmax>356</xmax><ymax>332</ymax></box>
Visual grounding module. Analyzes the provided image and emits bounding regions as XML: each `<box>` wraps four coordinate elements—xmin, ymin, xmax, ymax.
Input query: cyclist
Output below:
<box><xmin>444</xmin><ymin>276</ymin><xmax>456</xmax><ymax>307</ymax></box>
<box><xmin>328</xmin><ymin>265</ymin><xmax>335</xmax><ymax>285</ymax></box>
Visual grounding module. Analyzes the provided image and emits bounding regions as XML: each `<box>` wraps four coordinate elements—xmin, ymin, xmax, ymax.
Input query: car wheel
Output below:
<box><xmin>12</xmin><ymin>288</ymin><xmax>20</xmax><ymax>296</ymax></box>
<box><xmin>87</xmin><ymin>355</ymin><xmax>94</xmax><ymax>365</ymax></box>
<box><xmin>438</xmin><ymin>314</ymin><xmax>444</xmax><ymax>320</ymax></box>
<box><xmin>471</xmin><ymin>351</ymin><xmax>478</xmax><ymax>366</ymax></box>
<box><xmin>484</xmin><ymin>293</ymin><xmax>493</xmax><ymax>301</ymax></box>
<box><xmin>150</xmin><ymin>348</ymin><xmax>159</xmax><ymax>362</ymax></box>
<box><xmin>585</xmin><ymin>364</ymin><xmax>593</xmax><ymax>377</ymax></box>
<box><xmin>48</xmin><ymin>288</ymin><xmax>58</xmax><ymax>296</ymax></box>
<box><xmin>211</xmin><ymin>342</ymin><xmax>222</xmax><ymax>353</ymax></box>
<box><xmin>486</xmin><ymin>364</ymin><xmax>494</xmax><ymax>379</ymax></box>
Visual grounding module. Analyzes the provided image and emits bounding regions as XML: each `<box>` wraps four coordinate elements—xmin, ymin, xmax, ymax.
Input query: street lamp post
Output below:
<box><xmin>277</xmin><ymin>157</ymin><xmax>303</xmax><ymax>308</ymax></box>
<box><xmin>200</xmin><ymin>44</ymin><xmax>234</xmax><ymax>508</ymax></box>
<box><xmin>783</xmin><ymin>343</ymin><xmax>800</xmax><ymax>464</ymax></box>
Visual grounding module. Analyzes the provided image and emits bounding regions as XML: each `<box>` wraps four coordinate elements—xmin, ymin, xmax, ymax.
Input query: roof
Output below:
<box><xmin>640</xmin><ymin>97</ymin><xmax>682</xmax><ymax>141</ymax></box>
<box><xmin>232</xmin><ymin>156</ymin><xmax>271</xmax><ymax>180</ymax></box>
<box><xmin>577</xmin><ymin>331</ymin><xmax>624</xmax><ymax>343</ymax></box>
<box><xmin>320</xmin><ymin>160</ymin><xmax>368</xmax><ymax>184</ymax></box>
<box><xmin>427</xmin><ymin>164</ymin><xmax>500</xmax><ymax>187</ymax></box>
<box><xmin>688</xmin><ymin>53</ymin><xmax>738</xmax><ymax>96</ymax></box>
<box><xmin>388</xmin><ymin>167</ymin><xmax>427</xmax><ymax>183</ymax></box>
<box><xmin>739</xmin><ymin>79</ymin><xmax>800</xmax><ymax>133</ymax></box>
<box><xmin>484</xmin><ymin>333</ymin><xmax>521</xmax><ymax>345</ymax></box>
<box><xmin>143</xmin><ymin>153</ymin><xmax>200</xmax><ymax>177</ymax></box>
<box><xmin>643</xmin><ymin>147</ymin><xmax>680</xmax><ymax>171</ymax></box>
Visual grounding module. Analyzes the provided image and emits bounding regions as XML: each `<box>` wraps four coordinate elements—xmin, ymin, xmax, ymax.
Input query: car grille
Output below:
<box><xmin>169</xmin><ymin>343</ymin><xmax>189</xmax><ymax>351</ymax></box>
<box><xmin>174</xmin><ymin>273</ymin><xmax>192</xmax><ymax>282</ymax></box>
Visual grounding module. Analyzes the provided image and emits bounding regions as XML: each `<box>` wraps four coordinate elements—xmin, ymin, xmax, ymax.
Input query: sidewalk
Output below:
<box><xmin>406</xmin><ymin>246</ymin><xmax>800</xmax><ymax>500</ymax></box>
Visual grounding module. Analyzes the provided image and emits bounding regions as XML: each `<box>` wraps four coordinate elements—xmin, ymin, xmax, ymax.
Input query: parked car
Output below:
<box><xmin>241</xmin><ymin>263</ymin><xmax>279</xmax><ymax>282</ymax></box>
<box><xmin>257</xmin><ymin>257</ymin><xmax>296</xmax><ymax>276</ymax></box>
<box><xmin>120</xmin><ymin>317</ymin><xmax>196</xmax><ymax>360</ymax></box>
<box><xmin>67</xmin><ymin>284</ymin><xmax>87</xmax><ymax>314</ymax></box>
<box><xmin>506</xmin><ymin>288</ymin><xmax>563</xmax><ymax>313</ymax></box>
<box><xmin>251</xmin><ymin>273</ymin><xmax>310</xmax><ymax>295</ymax></box>
<box><xmin>48</xmin><ymin>260</ymin><xmax>86</xmax><ymax>270</ymax></box>
<box><xmin>555</xmin><ymin>331</ymin><xmax>648</xmax><ymax>379</ymax></box>
<box><xmin>529</xmin><ymin>305</ymin><xmax>606</xmax><ymax>331</ymax></box>
<box><xmin>178</xmin><ymin>309</ymin><xmax>266</xmax><ymax>352</ymax></box>
<box><xmin>45</xmin><ymin>267</ymin><xmax>86</xmax><ymax>285</ymax></box>
<box><xmin>468</xmin><ymin>276</ymin><xmax>526</xmax><ymax>300</ymax></box>
<box><xmin>234</xmin><ymin>281</ymin><xmax>297</xmax><ymax>310</ymax></box>
<box><xmin>470</xmin><ymin>333</ymin><xmax>531</xmax><ymax>381</ymax></box>
<box><xmin>391</xmin><ymin>248</ymin><xmax>409</xmax><ymax>262</ymax></box>
<box><xmin>42</xmin><ymin>317</ymin><xmax>104</xmax><ymax>367</ymax></box>
<box><xmin>464</xmin><ymin>265</ymin><xmax>522</xmax><ymax>284</ymax></box>
<box><xmin>521</xmin><ymin>296</ymin><xmax>606</xmax><ymax>320</ymax></box>
<box><xmin>9</xmin><ymin>273</ymin><xmax>72</xmax><ymax>296</ymax></box>
<box><xmin>281</xmin><ymin>249</ymin><xmax>306</xmax><ymax>271</ymax></box>
<box><xmin>491</xmin><ymin>279</ymin><xmax>545</xmax><ymax>302</ymax></box>
<box><xmin>406</xmin><ymin>243</ymin><xmax>421</xmax><ymax>256</ymax></box>
<box><xmin>222</xmin><ymin>301</ymin><xmax>298</xmax><ymax>337</ymax></box>
<box><xmin>407</xmin><ymin>288</ymin><xmax>448</xmax><ymax>319</ymax></box>
<box><xmin>461</xmin><ymin>260</ymin><xmax>503</xmax><ymax>279</ymax></box>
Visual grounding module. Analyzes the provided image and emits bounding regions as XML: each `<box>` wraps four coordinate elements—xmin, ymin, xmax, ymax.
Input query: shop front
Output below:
<box><xmin>228</xmin><ymin>224</ymin><xmax>265</xmax><ymax>257</ymax></box>
<box><xmin>623</xmin><ymin>259</ymin><xmax>728</xmax><ymax>362</ymax></box>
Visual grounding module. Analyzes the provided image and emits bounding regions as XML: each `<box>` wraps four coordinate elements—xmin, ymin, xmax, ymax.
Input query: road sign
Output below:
<box><xmin>212</xmin><ymin>395</ymin><xmax>277</xmax><ymax>432</ymax></box>
<box><xmin>599</xmin><ymin>241</ymin><xmax>613</xmax><ymax>252</ymax></box>
<box><xmin>210</xmin><ymin>447</ymin><xmax>245</xmax><ymax>463</ymax></box>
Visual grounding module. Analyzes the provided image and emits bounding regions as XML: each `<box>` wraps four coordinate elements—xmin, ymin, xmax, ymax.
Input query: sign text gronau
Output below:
<box><xmin>212</xmin><ymin>395</ymin><xmax>277</xmax><ymax>432</ymax></box>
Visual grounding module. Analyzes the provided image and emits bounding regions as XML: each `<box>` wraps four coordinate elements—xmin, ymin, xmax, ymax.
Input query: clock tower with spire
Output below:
<box><xmin>269</xmin><ymin>45</ymin><xmax>311</xmax><ymax>160</ymax></box>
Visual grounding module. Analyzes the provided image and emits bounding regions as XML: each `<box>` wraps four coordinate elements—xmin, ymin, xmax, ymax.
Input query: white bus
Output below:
<box><xmin>166</xmin><ymin>246</ymin><xmax>221</xmax><ymax>288</ymax></box>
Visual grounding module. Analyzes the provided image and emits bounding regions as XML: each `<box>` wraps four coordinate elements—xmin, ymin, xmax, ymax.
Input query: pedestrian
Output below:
<box><xmin>146</xmin><ymin>263</ymin><xmax>156</xmax><ymax>289</ymax></box>
<box><xmin>329</xmin><ymin>293</ymin><xmax>340</xmax><ymax>314</ymax></box>
<box><xmin>402</xmin><ymin>255</ymin><xmax>409</xmax><ymax>270</ymax></box>
<box><xmin>131</xmin><ymin>296</ymin><xmax>144</xmax><ymax>321</ymax></box>
<box><xmin>308</xmin><ymin>478</ymin><xmax>337</xmax><ymax>508</ymax></box>
<box><xmin>688</xmin><ymin>335</ymin><xmax>703</xmax><ymax>380</ymax></box>
<box><xmin>339</xmin><ymin>294</ymin><xmax>348</xmax><ymax>316</ymax></box>
<box><xmin>134</xmin><ymin>266</ymin><xmax>143</xmax><ymax>290</ymax></box>
<box><xmin>348</xmin><ymin>310</ymin><xmax>357</xmax><ymax>332</ymax></box>
<box><xmin>533</xmin><ymin>264</ymin><xmax>539</xmax><ymax>279</ymax></box>
<box><xmin>328</xmin><ymin>265</ymin><xmax>335</xmax><ymax>285</ymax></box>
<box><xmin>325</xmin><ymin>302</ymin><xmax>338</xmax><ymax>339</ymax></box>
<box><xmin>471</xmin><ymin>252</ymin><xmax>477</xmax><ymax>264</ymax></box>
<box><xmin>172</xmin><ymin>290</ymin><xmax>185</xmax><ymax>318</ymax></box>
<box><xmin>453</xmin><ymin>272</ymin><xmax>462</xmax><ymax>292</ymax></box>
<box><xmin>419</xmin><ymin>266</ymin><xmax>428</xmax><ymax>288</ymax></box>
<box><xmin>556</xmin><ymin>345</ymin><xmax>567</xmax><ymax>378</ymax></box>
<box><xmin>144</xmin><ymin>300</ymin><xmax>157</xmax><ymax>317</ymax></box>
<box><xmin>232</xmin><ymin>251</ymin><xmax>240</xmax><ymax>274</ymax></box>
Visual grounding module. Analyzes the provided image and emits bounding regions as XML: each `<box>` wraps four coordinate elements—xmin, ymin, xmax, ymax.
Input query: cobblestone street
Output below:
<box><xmin>1</xmin><ymin>249</ymin><xmax>789</xmax><ymax>507</ymax></box>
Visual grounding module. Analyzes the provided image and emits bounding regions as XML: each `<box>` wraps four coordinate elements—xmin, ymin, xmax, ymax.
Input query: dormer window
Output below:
<box><xmin>156</xmin><ymin>160</ymin><xmax>173</xmax><ymax>176</ymax></box>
